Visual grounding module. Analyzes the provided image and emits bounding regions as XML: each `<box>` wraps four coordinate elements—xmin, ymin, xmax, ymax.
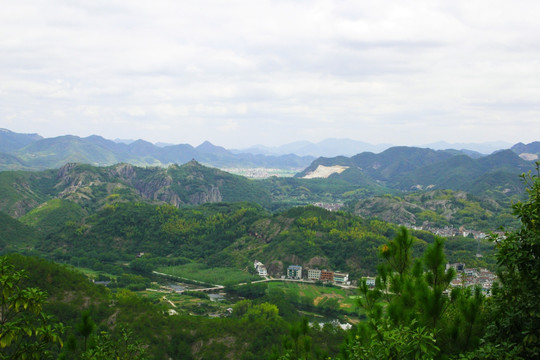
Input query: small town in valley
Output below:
<box><xmin>254</xmin><ymin>260</ymin><xmax>497</xmax><ymax>295</ymax></box>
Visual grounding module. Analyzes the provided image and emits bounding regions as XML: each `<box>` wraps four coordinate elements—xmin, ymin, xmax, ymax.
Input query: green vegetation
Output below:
<box><xmin>157</xmin><ymin>262</ymin><xmax>259</xmax><ymax>285</ymax></box>
<box><xmin>20</xmin><ymin>199</ymin><xmax>86</xmax><ymax>234</ymax></box>
<box><xmin>0</xmin><ymin>212</ymin><xmax>38</xmax><ymax>251</ymax></box>
<box><xmin>266</xmin><ymin>281</ymin><xmax>360</xmax><ymax>317</ymax></box>
<box><xmin>0</xmin><ymin>256</ymin><xmax>64</xmax><ymax>359</ymax></box>
<box><xmin>349</xmin><ymin>189</ymin><xmax>520</xmax><ymax>232</ymax></box>
<box><xmin>347</xmin><ymin>228</ymin><xmax>488</xmax><ymax>359</ymax></box>
<box><xmin>472</xmin><ymin>163</ymin><xmax>540</xmax><ymax>359</ymax></box>
<box><xmin>2</xmin><ymin>145</ymin><xmax>538</xmax><ymax>358</ymax></box>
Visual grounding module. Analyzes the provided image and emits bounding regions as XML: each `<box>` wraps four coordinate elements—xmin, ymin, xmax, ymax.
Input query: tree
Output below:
<box><xmin>76</xmin><ymin>310</ymin><xmax>95</xmax><ymax>352</ymax></box>
<box><xmin>349</xmin><ymin>227</ymin><xmax>484</xmax><ymax>358</ymax></box>
<box><xmin>480</xmin><ymin>163</ymin><xmax>540</xmax><ymax>358</ymax></box>
<box><xmin>0</xmin><ymin>256</ymin><xmax>64</xmax><ymax>359</ymax></box>
<box><xmin>80</xmin><ymin>327</ymin><xmax>148</xmax><ymax>360</ymax></box>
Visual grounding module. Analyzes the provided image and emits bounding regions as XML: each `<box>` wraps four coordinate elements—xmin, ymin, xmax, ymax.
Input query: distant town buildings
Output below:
<box><xmin>284</xmin><ymin>265</ymin><xmax>350</xmax><ymax>285</ymax></box>
<box><xmin>447</xmin><ymin>263</ymin><xmax>497</xmax><ymax>295</ymax></box>
<box><xmin>405</xmin><ymin>224</ymin><xmax>505</xmax><ymax>240</ymax></box>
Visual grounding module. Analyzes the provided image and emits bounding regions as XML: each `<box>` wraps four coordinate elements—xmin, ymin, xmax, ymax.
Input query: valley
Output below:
<box><xmin>0</xmin><ymin>129</ymin><xmax>538</xmax><ymax>359</ymax></box>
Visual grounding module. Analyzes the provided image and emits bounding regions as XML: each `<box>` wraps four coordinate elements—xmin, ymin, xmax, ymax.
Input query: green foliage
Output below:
<box><xmin>0</xmin><ymin>256</ymin><xmax>64</xmax><ymax>359</ymax></box>
<box><xmin>79</xmin><ymin>327</ymin><xmax>148</xmax><ymax>360</ymax></box>
<box><xmin>347</xmin><ymin>320</ymin><xmax>439</xmax><ymax>360</ymax></box>
<box><xmin>0</xmin><ymin>212</ymin><xmax>38</xmax><ymax>251</ymax></box>
<box><xmin>482</xmin><ymin>162</ymin><xmax>540</xmax><ymax>358</ymax></box>
<box><xmin>350</xmin><ymin>228</ymin><xmax>487</xmax><ymax>358</ymax></box>
<box><xmin>158</xmin><ymin>262</ymin><xmax>259</xmax><ymax>285</ymax></box>
<box><xmin>351</xmin><ymin>189</ymin><xmax>519</xmax><ymax>232</ymax></box>
<box><xmin>76</xmin><ymin>311</ymin><xmax>95</xmax><ymax>352</ymax></box>
<box><xmin>20</xmin><ymin>199</ymin><xmax>86</xmax><ymax>234</ymax></box>
<box><xmin>182</xmin><ymin>291</ymin><xmax>211</xmax><ymax>300</ymax></box>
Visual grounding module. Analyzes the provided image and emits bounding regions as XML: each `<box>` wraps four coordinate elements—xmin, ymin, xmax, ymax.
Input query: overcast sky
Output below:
<box><xmin>1</xmin><ymin>0</ymin><xmax>539</xmax><ymax>148</ymax></box>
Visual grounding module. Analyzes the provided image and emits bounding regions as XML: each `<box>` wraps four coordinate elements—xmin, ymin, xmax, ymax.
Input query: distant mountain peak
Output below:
<box><xmin>196</xmin><ymin>141</ymin><xmax>230</xmax><ymax>155</ymax></box>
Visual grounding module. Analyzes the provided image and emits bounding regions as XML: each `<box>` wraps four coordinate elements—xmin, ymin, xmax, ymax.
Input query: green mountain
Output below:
<box><xmin>396</xmin><ymin>150</ymin><xmax>531</xmax><ymax>195</ymax></box>
<box><xmin>26</xmin><ymin>200</ymin><xmax>494</xmax><ymax>281</ymax></box>
<box><xmin>19</xmin><ymin>199</ymin><xmax>87</xmax><ymax>234</ymax></box>
<box><xmin>0</xmin><ymin>128</ymin><xmax>42</xmax><ymax>152</ymax></box>
<box><xmin>0</xmin><ymin>152</ymin><xmax>32</xmax><ymax>171</ymax></box>
<box><xmin>348</xmin><ymin>189</ymin><xmax>519</xmax><ymax>231</ymax></box>
<box><xmin>298</xmin><ymin>147</ymin><xmax>534</xmax><ymax>198</ymax></box>
<box><xmin>511</xmin><ymin>141</ymin><xmax>540</xmax><ymax>157</ymax></box>
<box><xmin>0</xmin><ymin>161</ymin><xmax>272</xmax><ymax>217</ymax></box>
<box><xmin>0</xmin><ymin>212</ymin><xmax>39</xmax><ymax>251</ymax></box>
<box><xmin>1</xmin><ymin>131</ymin><xmax>314</xmax><ymax>171</ymax></box>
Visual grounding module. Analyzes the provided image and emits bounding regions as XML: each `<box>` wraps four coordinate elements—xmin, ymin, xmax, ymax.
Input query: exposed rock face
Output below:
<box><xmin>3</xmin><ymin>161</ymin><xmax>245</xmax><ymax>216</ymax></box>
<box><xmin>154</xmin><ymin>188</ymin><xmax>183</xmax><ymax>207</ymax></box>
<box><xmin>189</xmin><ymin>186</ymin><xmax>222</xmax><ymax>205</ymax></box>
<box><xmin>306</xmin><ymin>256</ymin><xmax>329</xmax><ymax>268</ymax></box>
<box><xmin>267</xmin><ymin>260</ymin><xmax>283</xmax><ymax>277</ymax></box>
<box><xmin>12</xmin><ymin>199</ymin><xmax>39</xmax><ymax>217</ymax></box>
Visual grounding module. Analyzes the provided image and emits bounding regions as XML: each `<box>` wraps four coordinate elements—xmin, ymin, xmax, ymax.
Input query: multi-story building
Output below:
<box><xmin>320</xmin><ymin>270</ymin><xmax>334</xmax><ymax>283</ymax></box>
<box><xmin>287</xmin><ymin>265</ymin><xmax>302</xmax><ymax>279</ymax></box>
<box><xmin>307</xmin><ymin>269</ymin><xmax>321</xmax><ymax>281</ymax></box>
<box><xmin>333</xmin><ymin>272</ymin><xmax>349</xmax><ymax>284</ymax></box>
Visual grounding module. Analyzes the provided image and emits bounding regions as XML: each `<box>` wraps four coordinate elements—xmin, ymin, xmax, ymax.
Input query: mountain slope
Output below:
<box><xmin>0</xmin><ymin>161</ymin><xmax>272</xmax><ymax>217</ymax></box>
<box><xmin>511</xmin><ymin>141</ymin><xmax>540</xmax><ymax>158</ymax></box>
<box><xmin>0</xmin><ymin>211</ymin><xmax>39</xmax><ymax>250</ymax></box>
<box><xmin>298</xmin><ymin>147</ymin><xmax>534</xmax><ymax>198</ymax></box>
<box><xmin>349</xmin><ymin>189</ymin><xmax>518</xmax><ymax>231</ymax></box>
<box><xmin>2</xmin><ymin>130</ymin><xmax>313</xmax><ymax>171</ymax></box>
<box><xmin>0</xmin><ymin>128</ymin><xmax>42</xmax><ymax>152</ymax></box>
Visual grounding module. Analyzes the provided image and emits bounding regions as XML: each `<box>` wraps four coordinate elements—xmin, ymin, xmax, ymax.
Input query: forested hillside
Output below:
<box><xmin>298</xmin><ymin>147</ymin><xmax>534</xmax><ymax>198</ymax></box>
<box><xmin>348</xmin><ymin>189</ymin><xmax>519</xmax><ymax>231</ymax></box>
<box><xmin>0</xmin><ymin>161</ymin><xmax>271</xmax><ymax>217</ymax></box>
<box><xmin>0</xmin><ymin>129</ymin><xmax>313</xmax><ymax>171</ymax></box>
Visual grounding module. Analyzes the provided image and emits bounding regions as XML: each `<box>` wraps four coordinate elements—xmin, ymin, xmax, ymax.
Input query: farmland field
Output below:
<box><xmin>266</xmin><ymin>281</ymin><xmax>361</xmax><ymax>314</ymax></box>
<box><xmin>156</xmin><ymin>262</ymin><xmax>260</xmax><ymax>285</ymax></box>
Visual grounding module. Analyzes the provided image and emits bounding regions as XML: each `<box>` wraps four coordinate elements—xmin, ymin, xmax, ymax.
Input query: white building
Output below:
<box><xmin>254</xmin><ymin>260</ymin><xmax>267</xmax><ymax>277</ymax></box>
<box><xmin>307</xmin><ymin>269</ymin><xmax>321</xmax><ymax>281</ymax></box>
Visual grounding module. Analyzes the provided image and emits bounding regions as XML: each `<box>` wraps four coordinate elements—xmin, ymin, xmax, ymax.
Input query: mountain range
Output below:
<box><xmin>297</xmin><ymin>147</ymin><xmax>534</xmax><ymax>196</ymax></box>
<box><xmin>0</xmin><ymin>129</ymin><xmax>314</xmax><ymax>171</ymax></box>
<box><xmin>234</xmin><ymin>139</ymin><xmax>514</xmax><ymax>157</ymax></box>
<box><xmin>2</xmin><ymin>129</ymin><xmax>538</xmax><ymax>173</ymax></box>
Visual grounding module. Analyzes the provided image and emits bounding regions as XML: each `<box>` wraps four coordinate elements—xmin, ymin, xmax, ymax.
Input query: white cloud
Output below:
<box><xmin>0</xmin><ymin>0</ymin><xmax>539</xmax><ymax>148</ymax></box>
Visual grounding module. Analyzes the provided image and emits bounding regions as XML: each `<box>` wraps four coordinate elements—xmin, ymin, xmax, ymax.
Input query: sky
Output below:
<box><xmin>1</xmin><ymin>0</ymin><xmax>539</xmax><ymax>149</ymax></box>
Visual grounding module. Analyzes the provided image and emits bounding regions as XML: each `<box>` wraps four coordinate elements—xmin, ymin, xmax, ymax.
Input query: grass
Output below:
<box><xmin>156</xmin><ymin>262</ymin><xmax>260</xmax><ymax>285</ymax></box>
<box><xmin>267</xmin><ymin>281</ymin><xmax>361</xmax><ymax>314</ymax></box>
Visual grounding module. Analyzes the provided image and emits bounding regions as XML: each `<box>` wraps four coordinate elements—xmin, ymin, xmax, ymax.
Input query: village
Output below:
<box><xmin>253</xmin><ymin>260</ymin><xmax>497</xmax><ymax>295</ymax></box>
<box><xmin>253</xmin><ymin>260</ymin><xmax>351</xmax><ymax>286</ymax></box>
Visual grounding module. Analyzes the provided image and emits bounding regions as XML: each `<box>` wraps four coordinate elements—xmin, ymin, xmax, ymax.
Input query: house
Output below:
<box><xmin>287</xmin><ymin>265</ymin><xmax>302</xmax><ymax>279</ymax></box>
<box><xmin>254</xmin><ymin>260</ymin><xmax>267</xmax><ymax>277</ymax></box>
<box><xmin>333</xmin><ymin>272</ymin><xmax>349</xmax><ymax>285</ymax></box>
<box><xmin>464</xmin><ymin>268</ymin><xmax>478</xmax><ymax>277</ymax></box>
<box><xmin>307</xmin><ymin>269</ymin><xmax>321</xmax><ymax>281</ymax></box>
<box><xmin>320</xmin><ymin>270</ymin><xmax>334</xmax><ymax>283</ymax></box>
<box><xmin>364</xmin><ymin>277</ymin><xmax>376</xmax><ymax>288</ymax></box>
<box><xmin>446</xmin><ymin>263</ymin><xmax>465</xmax><ymax>272</ymax></box>
<box><xmin>257</xmin><ymin>266</ymin><xmax>268</xmax><ymax>277</ymax></box>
